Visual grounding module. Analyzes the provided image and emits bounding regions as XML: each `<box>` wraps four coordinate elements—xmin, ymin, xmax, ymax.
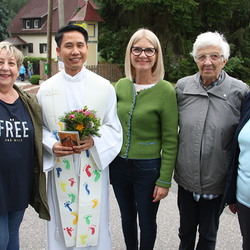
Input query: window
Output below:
<box><xmin>87</xmin><ymin>24</ymin><xmax>96</xmax><ymax>37</ymax></box>
<box><xmin>34</xmin><ymin>20</ymin><xmax>39</xmax><ymax>28</ymax></box>
<box><xmin>25</xmin><ymin>20</ymin><xmax>30</xmax><ymax>29</ymax></box>
<box><xmin>24</xmin><ymin>18</ymin><xmax>41</xmax><ymax>29</ymax></box>
<box><xmin>39</xmin><ymin>43</ymin><xmax>47</xmax><ymax>53</ymax></box>
<box><xmin>28</xmin><ymin>43</ymin><xmax>33</xmax><ymax>53</ymax></box>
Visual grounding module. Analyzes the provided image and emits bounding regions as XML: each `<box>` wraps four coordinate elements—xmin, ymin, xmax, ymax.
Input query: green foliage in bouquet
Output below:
<box><xmin>59</xmin><ymin>106</ymin><xmax>101</xmax><ymax>138</ymax></box>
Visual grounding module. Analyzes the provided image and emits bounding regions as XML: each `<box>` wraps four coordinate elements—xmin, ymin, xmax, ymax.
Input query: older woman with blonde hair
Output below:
<box><xmin>109</xmin><ymin>28</ymin><xmax>178</xmax><ymax>250</ymax></box>
<box><xmin>0</xmin><ymin>42</ymin><xmax>50</xmax><ymax>249</ymax></box>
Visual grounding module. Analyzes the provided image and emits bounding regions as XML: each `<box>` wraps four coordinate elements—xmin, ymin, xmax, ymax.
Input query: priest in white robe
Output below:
<box><xmin>37</xmin><ymin>24</ymin><xmax>122</xmax><ymax>250</ymax></box>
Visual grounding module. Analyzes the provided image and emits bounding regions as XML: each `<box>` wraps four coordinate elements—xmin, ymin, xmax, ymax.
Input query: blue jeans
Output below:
<box><xmin>0</xmin><ymin>209</ymin><xmax>25</xmax><ymax>250</ymax></box>
<box><xmin>177</xmin><ymin>186</ymin><xmax>223</xmax><ymax>250</ymax></box>
<box><xmin>110</xmin><ymin>156</ymin><xmax>161</xmax><ymax>250</ymax></box>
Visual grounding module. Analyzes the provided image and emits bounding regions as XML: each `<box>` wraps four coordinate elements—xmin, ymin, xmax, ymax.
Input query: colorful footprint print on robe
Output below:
<box><xmin>68</xmin><ymin>193</ymin><xmax>76</xmax><ymax>203</ymax></box>
<box><xmin>92</xmin><ymin>199</ymin><xmax>98</xmax><ymax>209</ymax></box>
<box><xmin>71</xmin><ymin>211</ymin><xmax>79</xmax><ymax>225</ymax></box>
<box><xmin>59</xmin><ymin>181</ymin><xmax>67</xmax><ymax>192</ymax></box>
<box><xmin>68</xmin><ymin>177</ymin><xmax>76</xmax><ymax>187</ymax></box>
<box><xmin>56</xmin><ymin>167</ymin><xmax>62</xmax><ymax>177</ymax></box>
<box><xmin>93</xmin><ymin>170</ymin><xmax>101</xmax><ymax>182</ymax></box>
<box><xmin>88</xmin><ymin>225</ymin><xmax>96</xmax><ymax>235</ymax></box>
<box><xmin>84</xmin><ymin>215</ymin><xmax>92</xmax><ymax>225</ymax></box>
<box><xmin>84</xmin><ymin>164</ymin><xmax>92</xmax><ymax>177</ymax></box>
<box><xmin>83</xmin><ymin>182</ymin><xmax>90</xmax><ymax>195</ymax></box>
<box><xmin>64</xmin><ymin>201</ymin><xmax>73</xmax><ymax>212</ymax></box>
<box><xmin>53</xmin><ymin>130</ymin><xmax>59</xmax><ymax>141</ymax></box>
<box><xmin>63</xmin><ymin>159</ymin><xmax>71</xmax><ymax>170</ymax></box>
<box><xmin>80</xmin><ymin>234</ymin><xmax>88</xmax><ymax>245</ymax></box>
<box><xmin>57</xmin><ymin>121</ymin><xmax>64</xmax><ymax>131</ymax></box>
<box><xmin>64</xmin><ymin>227</ymin><xmax>74</xmax><ymax>237</ymax></box>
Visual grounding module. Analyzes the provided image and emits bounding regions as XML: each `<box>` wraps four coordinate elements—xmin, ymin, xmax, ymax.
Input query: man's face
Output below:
<box><xmin>56</xmin><ymin>31</ymin><xmax>88</xmax><ymax>76</ymax></box>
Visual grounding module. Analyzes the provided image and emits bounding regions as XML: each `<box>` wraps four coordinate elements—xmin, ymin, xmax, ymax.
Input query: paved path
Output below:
<box><xmin>15</xmin><ymin>81</ymin><xmax>40</xmax><ymax>95</ymax></box>
<box><xmin>18</xmin><ymin>82</ymin><xmax>242</xmax><ymax>249</ymax></box>
<box><xmin>20</xmin><ymin>182</ymin><xmax>242</xmax><ymax>250</ymax></box>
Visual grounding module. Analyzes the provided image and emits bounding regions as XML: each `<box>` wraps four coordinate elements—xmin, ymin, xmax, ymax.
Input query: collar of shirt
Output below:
<box><xmin>199</xmin><ymin>73</ymin><xmax>222</xmax><ymax>91</ymax></box>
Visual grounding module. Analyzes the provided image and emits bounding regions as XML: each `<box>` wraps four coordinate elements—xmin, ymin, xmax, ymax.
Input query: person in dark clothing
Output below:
<box><xmin>0</xmin><ymin>41</ymin><xmax>50</xmax><ymax>250</ymax></box>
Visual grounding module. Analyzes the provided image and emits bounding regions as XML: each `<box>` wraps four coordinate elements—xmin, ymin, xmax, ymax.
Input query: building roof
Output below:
<box><xmin>71</xmin><ymin>1</ymin><xmax>104</xmax><ymax>22</ymax></box>
<box><xmin>4</xmin><ymin>36</ymin><xmax>27</xmax><ymax>45</ymax></box>
<box><xmin>8</xmin><ymin>0</ymin><xmax>103</xmax><ymax>35</ymax></box>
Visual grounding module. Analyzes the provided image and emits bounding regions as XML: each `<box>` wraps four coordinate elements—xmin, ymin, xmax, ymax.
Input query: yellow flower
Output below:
<box><xmin>76</xmin><ymin>124</ymin><xmax>85</xmax><ymax>131</ymax></box>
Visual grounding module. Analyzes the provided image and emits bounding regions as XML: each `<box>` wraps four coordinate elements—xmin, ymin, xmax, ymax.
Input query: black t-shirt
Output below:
<box><xmin>0</xmin><ymin>97</ymin><xmax>34</xmax><ymax>214</ymax></box>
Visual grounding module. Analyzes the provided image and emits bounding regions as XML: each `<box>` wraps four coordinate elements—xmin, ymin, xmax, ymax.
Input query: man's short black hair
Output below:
<box><xmin>55</xmin><ymin>24</ymin><xmax>88</xmax><ymax>48</ymax></box>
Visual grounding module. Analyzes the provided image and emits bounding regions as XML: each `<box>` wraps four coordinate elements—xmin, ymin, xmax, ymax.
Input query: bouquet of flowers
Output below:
<box><xmin>59</xmin><ymin>106</ymin><xmax>101</xmax><ymax>138</ymax></box>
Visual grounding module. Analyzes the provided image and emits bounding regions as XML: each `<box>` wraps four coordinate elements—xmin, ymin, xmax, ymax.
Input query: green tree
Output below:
<box><xmin>8</xmin><ymin>0</ymin><xmax>30</xmax><ymax>19</ymax></box>
<box><xmin>0</xmin><ymin>0</ymin><xmax>29</xmax><ymax>41</ymax></box>
<box><xmin>0</xmin><ymin>0</ymin><xmax>10</xmax><ymax>41</ymax></box>
<box><xmin>97</xmin><ymin>0</ymin><xmax>250</xmax><ymax>82</ymax></box>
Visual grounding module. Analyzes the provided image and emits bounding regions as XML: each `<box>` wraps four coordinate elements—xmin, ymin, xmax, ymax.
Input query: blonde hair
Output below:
<box><xmin>124</xmin><ymin>28</ymin><xmax>164</xmax><ymax>81</ymax></box>
<box><xmin>0</xmin><ymin>41</ymin><xmax>24</xmax><ymax>68</ymax></box>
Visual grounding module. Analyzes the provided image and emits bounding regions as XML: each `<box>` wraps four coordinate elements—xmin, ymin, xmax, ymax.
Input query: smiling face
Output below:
<box><xmin>196</xmin><ymin>46</ymin><xmax>227</xmax><ymax>86</ymax></box>
<box><xmin>131</xmin><ymin>37</ymin><xmax>157</xmax><ymax>76</ymax></box>
<box><xmin>0</xmin><ymin>49</ymin><xmax>19</xmax><ymax>88</ymax></box>
<box><xmin>56</xmin><ymin>31</ymin><xmax>88</xmax><ymax>76</ymax></box>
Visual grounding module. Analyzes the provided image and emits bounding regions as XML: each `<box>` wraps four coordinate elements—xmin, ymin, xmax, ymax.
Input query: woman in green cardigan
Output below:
<box><xmin>109</xmin><ymin>28</ymin><xmax>178</xmax><ymax>250</ymax></box>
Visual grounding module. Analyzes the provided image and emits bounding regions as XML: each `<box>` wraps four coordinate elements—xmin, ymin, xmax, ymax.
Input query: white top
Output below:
<box><xmin>37</xmin><ymin>67</ymin><xmax>122</xmax><ymax>250</ymax></box>
<box><xmin>134</xmin><ymin>83</ymin><xmax>156</xmax><ymax>94</ymax></box>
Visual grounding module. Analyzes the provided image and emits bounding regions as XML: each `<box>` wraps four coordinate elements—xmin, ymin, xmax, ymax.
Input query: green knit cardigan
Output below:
<box><xmin>115</xmin><ymin>78</ymin><xmax>178</xmax><ymax>188</ymax></box>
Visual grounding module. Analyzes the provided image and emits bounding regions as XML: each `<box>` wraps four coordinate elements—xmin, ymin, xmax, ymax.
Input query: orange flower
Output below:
<box><xmin>76</xmin><ymin>124</ymin><xmax>85</xmax><ymax>131</ymax></box>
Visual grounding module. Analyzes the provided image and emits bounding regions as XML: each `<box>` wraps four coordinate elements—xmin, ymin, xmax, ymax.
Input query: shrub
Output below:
<box><xmin>30</xmin><ymin>75</ymin><xmax>40</xmax><ymax>85</ymax></box>
<box><xmin>23</xmin><ymin>57</ymin><xmax>57</xmax><ymax>75</ymax></box>
<box><xmin>167</xmin><ymin>56</ymin><xmax>197</xmax><ymax>83</ymax></box>
<box><xmin>224</xmin><ymin>56</ymin><xmax>250</xmax><ymax>82</ymax></box>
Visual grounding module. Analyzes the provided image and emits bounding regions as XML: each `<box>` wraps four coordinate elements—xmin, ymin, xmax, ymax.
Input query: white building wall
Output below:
<box><xmin>18</xmin><ymin>34</ymin><xmax>58</xmax><ymax>59</ymax></box>
<box><xmin>17</xmin><ymin>21</ymin><xmax>99</xmax><ymax>66</ymax></box>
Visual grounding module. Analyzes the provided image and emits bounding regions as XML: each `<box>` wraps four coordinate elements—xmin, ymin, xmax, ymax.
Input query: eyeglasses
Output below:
<box><xmin>131</xmin><ymin>47</ymin><xmax>157</xmax><ymax>57</ymax></box>
<box><xmin>196</xmin><ymin>54</ymin><xmax>224</xmax><ymax>62</ymax></box>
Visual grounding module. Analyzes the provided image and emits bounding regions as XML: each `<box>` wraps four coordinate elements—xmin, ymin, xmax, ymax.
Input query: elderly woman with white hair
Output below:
<box><xmin>174</xmin><ymin>31</ymin><xmax>249</xmax><ymax>250</ymax></box>
<box><xmin>0</xmin><ymin>42</ymin><xmax>50</xmax><ymax>249</ymax></box>
<box><xmin>109</xmin><ymin>28</ymin><xmax>178</xmax><ymax>250</ymax></box>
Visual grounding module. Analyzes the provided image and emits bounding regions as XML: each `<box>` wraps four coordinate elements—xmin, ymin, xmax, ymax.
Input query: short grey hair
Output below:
<box><xmin>0</xmin><ymin>41</ymin><xmax>24</xmax><ymax>69</ymax></box>
<box><xmin>191</xmin><ymin>31</ymin><xmax>230</xmax><ymax>62</ymax></box>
